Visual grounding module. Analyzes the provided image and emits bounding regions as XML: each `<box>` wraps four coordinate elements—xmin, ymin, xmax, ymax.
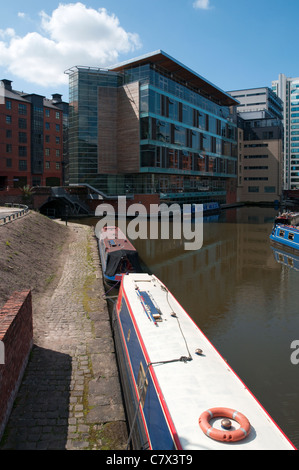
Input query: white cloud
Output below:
<box><xmin>0</xmin><ymin>3</ymin><xmax>141</xmax><ymax>87</ymax></box>
<box><xmin>193</xmin><ymin>0</ymin><xmax>211</xmax><ymax>9</ymax></box>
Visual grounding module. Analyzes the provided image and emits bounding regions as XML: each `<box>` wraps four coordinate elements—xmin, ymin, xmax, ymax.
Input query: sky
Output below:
<box><xmin>0</xmin><ymin>0</ymin><xmax>298</xmax><ymax>101</ymax></box>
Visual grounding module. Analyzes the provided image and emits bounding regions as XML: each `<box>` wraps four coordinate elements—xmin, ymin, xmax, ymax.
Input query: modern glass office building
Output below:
<box><xmin>66</xmin><ymin>51</ymin><xmax>238</xmax><ymax>205</ymax></box>
<box><xmin>272</xmin><ymin>74</ymin><xmax>299</xmax><ymax>190</ymax></box>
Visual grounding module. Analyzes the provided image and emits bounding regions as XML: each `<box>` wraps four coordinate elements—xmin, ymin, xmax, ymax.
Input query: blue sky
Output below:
<box><xmin>0</xmin><ymin>0</ymin><xmax>298</xmax><ymax>101</ymax></box>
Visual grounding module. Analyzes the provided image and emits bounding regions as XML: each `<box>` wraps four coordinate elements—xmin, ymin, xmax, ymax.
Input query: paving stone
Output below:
<box><xmin>0</xmin><ymin>223</ymin><xmax>128</xmax><ymax>450</ymax></box>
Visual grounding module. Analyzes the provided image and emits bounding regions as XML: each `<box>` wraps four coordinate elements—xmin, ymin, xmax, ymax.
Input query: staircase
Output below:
<box><xmin>51</xmin><ymin>187</ymin><xmax>90</xmax><ymax>215</ymax></box>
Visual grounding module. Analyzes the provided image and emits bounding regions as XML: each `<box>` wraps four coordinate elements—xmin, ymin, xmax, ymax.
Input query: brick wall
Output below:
<box><xmin>0</xmin><ymin>291</ymin><xmax>33</xmax><ymax>440</ymax></box>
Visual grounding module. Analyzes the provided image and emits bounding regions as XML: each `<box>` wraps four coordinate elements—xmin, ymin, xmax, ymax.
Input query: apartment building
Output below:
<box><xmin>229</xmin><ymin>87</ymin><xmax>283</xmax><ymax>203</ymax></box>
<box><xmin>272</xmin><ymin>74</ymin><xmax>299</xmax><ymax>190</ymax></box>
<box><xmin>237</xmin><ymin>115</ymin><xmax>283</xmax><ymax>203</ymax></box>
<box><xmin>0</xmin><ymin>79</ymin><xmax>68</xmax><ymax>190</ymax></box>
<box><xmin>228</xmin><ymin>87</ymin><xmax>283</xmax><ymax>121</ymax></box>
<box><xmin>66</xmin><ymin>50</ymin><xmax>239</xmax><ymax>206</ymax></box>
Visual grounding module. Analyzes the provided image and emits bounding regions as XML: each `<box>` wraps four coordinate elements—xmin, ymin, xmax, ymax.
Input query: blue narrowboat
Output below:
<box><xmin>270</xmin><ymin>224</ymin><xmax>299</xmax><ymax>251</ymax></box>
<box><xmin>112</xmin><ymin>273</ymin><xmax>296</xmax><ymax>450</ymax></box>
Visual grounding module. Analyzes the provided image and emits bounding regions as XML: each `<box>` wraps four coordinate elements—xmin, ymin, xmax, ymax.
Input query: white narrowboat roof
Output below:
<box><xmin>122</xmin><ymin>273</ymin><xmax>295</xmax><ymax>450</ymax></box>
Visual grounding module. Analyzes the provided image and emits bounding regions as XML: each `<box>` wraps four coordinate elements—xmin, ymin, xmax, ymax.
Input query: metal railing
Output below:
<box><xmin>0</xmin><ymin>204</ymin><xmax>29</xmax><ymax>226</ymax></box>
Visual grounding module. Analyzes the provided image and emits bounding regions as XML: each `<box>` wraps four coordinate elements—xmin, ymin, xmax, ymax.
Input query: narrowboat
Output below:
<box><xmin>270</xmin><ymin>224</ymin><xmax>299</xmax><ymax>251</ymax></box>
<box><xmin>98</xmin><ymin>226</ymin><xmax>142</xmax><ymax>286</ymax></box>
<box><xmin>274</xmin><ymin>211</ymin><xmax>299</xmax><ymax>227</ymax></box>
<box><xmin>112</xmin><ymin>273</ymin><xmax>296</xmax><ymax>450</ymax></box>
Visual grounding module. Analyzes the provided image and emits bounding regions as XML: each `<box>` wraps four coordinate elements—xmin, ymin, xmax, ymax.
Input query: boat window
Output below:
<box><xmin>288</xmin><ymin>232</ymin><xmax>295</xmax><ymax>241</ymax></box>
<box><xmin>137</xmin><ymin>362</ymin><xmax>148</xmax><ymax>408</ymax></box>
<box><xmin>279</xmin><ymin>230</ymin><xmax>285</xmax><ymax>237</ymax></box>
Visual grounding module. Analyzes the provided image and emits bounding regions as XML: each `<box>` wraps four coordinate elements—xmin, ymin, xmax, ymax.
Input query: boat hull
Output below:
<box><xmin>112</xmin><ymin>292</ymin><xmax>177</xmax><ymax>450</ymax></box>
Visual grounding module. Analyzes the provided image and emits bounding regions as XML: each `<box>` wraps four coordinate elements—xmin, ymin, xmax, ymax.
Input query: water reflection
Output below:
<box><xmin>80</xmin><ymin>206</ymin><xmax>299</xmax><ymax>448</ymax></box>
<box><xmin>271</xmin><ymin>245</ymin><xmax>299</xmax><ymax>272</ymax></box>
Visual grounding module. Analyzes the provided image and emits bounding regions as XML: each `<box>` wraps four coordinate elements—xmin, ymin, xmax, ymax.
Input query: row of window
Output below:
<box><xmin>6</xmin><ymin>102</ymin><xmax>27</xmax><ymax>114</ymax></box>
<box><xmin>4</xmin><ymin>132</ymin><xmax>61</xmax><ymax>144</ymax></box>
<box><xmin>6</xmin><ymin>100</ymin><xmax>61</xmax><ymax>120</ymax></box>
<box><xmin>278</xmin><ymin>229</ymin><xmax>295</xmax><ymax>241</ymax></box>
<box><xmin>141</xmin><ymin>117</ymin><xmax>237</xmax><ymax>158</ymax></box>
<box><xmin>244</xmin><ymin>154</ymin><xmax>268</xmax><ymax>159</ymax></box>
<box><xmin>5</xmin><ymin>158</ymin><xmax>61</xmax><ymax>170</ymax></box>
<box><xmin>5</xmin><ymin>115</ymin><xmax>61</xmax><ymax>131</ymax></box>
<box><xmin>140</xmin><ymin>87</ymin><xmax>236</xmax><ymax>139</ymax></box>
<box><xmin>5</xmin><ymin>145</ymin><xmax>61</xmax><ymax>157</ymax></box>
<box><xmin>244</xmin><ymin>166</ymin><xmax>268</xmax><ymax>170</ymax></box>
<box><xmin>248</xmin><ymin>186</ymin><xmax>276</xmax><ymax>193</ymax></box>
<box><xmin>140</xmin><ymin>144</ymin><xmax>237</xmax><ymax>175</ymax></box>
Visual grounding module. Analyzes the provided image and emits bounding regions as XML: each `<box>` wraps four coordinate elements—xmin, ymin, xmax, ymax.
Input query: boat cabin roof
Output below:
<box><xmin>119</xmin><ymin>273</ymin><xmax>295</xmax><ymax>450</ymax></box>
<box><xmin>101</xmin><ymin>226</ymin><xmax>136</xmax><ymax>253</ymax></box>
<box><xmin>276</xmin><ymin>224</ymin><xmax>299</xmax><ymax>232</ymax></box>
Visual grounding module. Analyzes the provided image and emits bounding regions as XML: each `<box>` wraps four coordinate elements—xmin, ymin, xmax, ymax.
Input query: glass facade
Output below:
<box><xmin>67</xmin><ymin>56</ymin><xmax>238</xmax><ymax>204</ymax></box>
<box><xmin>67</xmin><ymin>67</ymin><xmax>122</xmax><ymax>187</ymax></box>
<box><xmin>272</xmin><ymin>74</ymin><xmax>299</xmax><ymax>189</ymax></box>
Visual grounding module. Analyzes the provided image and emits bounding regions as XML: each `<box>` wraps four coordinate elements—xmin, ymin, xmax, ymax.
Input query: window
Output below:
<box><xmin>45</xmin><ymin>135</ymin><xmax>50</xmax><ymax>143</ymax></box>
<box><xmin>55</xmin><ymin>112</ymin><xmax>60</xmax><ymax>119</ymax></box>
<box><xmin>32</xmin><ymin>177</ymin><xmax>41</xmax><ymax>186</ymax></box>
<box><xmin>56</xmin><ymin>149</ymin><xmax>60</xmax><ymax>157</ymax></box>
<box><xmin>18</xmin><ymin>104</ymin><xmax>27</xmax><ymax>115</ymax></box>
<box><xmin>45</xmin><ymin>122</ymin><xmax>50</xmax><ymax>130</ymax></box>
<box><xmin>279</xmin><ymin>230</ymin><xmax>285</xmax><ymax>237</ymax></box>
<box><xmin>288</xmin><ymin>232</ymin><xmax>295</xmax><ymax>241</ymax></box>
<box><xmin>6</xmin><ymin>144</ymin><xmax>12</xmax><ymax>153</ymax></box>
<box><xmin>19</xmin><ymin>118</ymin><xmax>27</xmax><ymax>129</ymax></box>
<box><xmin>56</xmin><ymin>124</ymin><xmax>60</xmax><ymax>132</ymax></box>
<box><xmin>6</xmin><ymin>115</ymin><xmax>12</xmax><ymax>124</ymax></box>
<box><xmin>248</xmin><ymin>186</ymin><xmax>259</xmax><ymax>193</ymax></box>
<box><xmin>6</xmin><ymin>158</ymin><xmax>12</xmax><ymax>168</ymax></box>
<box><xmin>244</xmin><ymin>166</ymin><xmax>268</xmax><ymax>170</ymax></box>
<box><xmin>45</xmin><ymin>161</ymin><xmax>50</xmax><ymax>169</ymax></box>
<box><xmin>264</xmin><ymin>186</ymin><xmax>275</xmax><ymax>193</ymax></box>
<box><xmin>6</xmin><ymin>130</ymin><xmax>12</xmax><ymax>138</ymax></box>
<box><xmin>6</xmin><ymin>100</ymin><xmax>11</xmax><ymax>110</ymax></box>
<box><xmin>45</xmin><ymin>109</ymin><xmax>50</xmax><ymax>117</ymax></box>
<box><xmin>56</xmin><ymin>162</ymin><xmax>60</xmax><ymax>170</ymax></box>
<box><xmin>45</xmin><ymin>148</ymin><xmax>50</xmax><ymax>156</ymax></box>
<box><xmin>19</xmin><ymin>132</ymin><xmax>27</xmax><ymax>143</ymax></box>
<box><xmin>19</xmin><ymin>146</ymin><xmax>27</xmax><ymax>157</ymax></box>
<box><xmin>19</xmin><ymin>160</ymin><xmax>27</xmax><ymax>171</ymax></box>
<box><xmin>56</xmin><ymin>136</ymin><xmax>60</xmax><ymax>144</ymax></box>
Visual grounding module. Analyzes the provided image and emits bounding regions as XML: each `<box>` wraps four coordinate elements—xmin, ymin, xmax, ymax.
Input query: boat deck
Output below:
<box><xmin>118</xmin><ymin>273</ymin><xmax>295</xmax><ymax>450</ymax></box>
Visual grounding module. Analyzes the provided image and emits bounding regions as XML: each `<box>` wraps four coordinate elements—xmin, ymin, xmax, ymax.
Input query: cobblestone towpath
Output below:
<box><xmin>0</xmin><ymin>221</ymin><xmax>128</xmax><ymax>450</ymax></box>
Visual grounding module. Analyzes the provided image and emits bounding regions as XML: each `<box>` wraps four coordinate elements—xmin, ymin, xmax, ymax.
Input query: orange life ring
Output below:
<box><xmin>199</xmin><ymin>407</ymin><xmax>250</xmax><ymax>443</ymax></box>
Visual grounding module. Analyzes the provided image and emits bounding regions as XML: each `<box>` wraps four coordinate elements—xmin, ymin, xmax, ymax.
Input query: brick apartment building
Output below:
<box><xmin>0</xmin><ymin>79</ymin><xmax>68</xmax><ymax>191</ymax></box>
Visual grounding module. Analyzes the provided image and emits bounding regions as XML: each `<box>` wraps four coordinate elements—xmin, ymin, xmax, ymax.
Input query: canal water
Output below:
<box><xmin>81</xmin><ymin>205</ymin><xmax>299</xmax><ymax>448</ymax></box>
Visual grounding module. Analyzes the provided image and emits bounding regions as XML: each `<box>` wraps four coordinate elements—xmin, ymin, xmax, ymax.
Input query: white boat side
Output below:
<box><xmin>118</xmin><ymin>273</ymin><xmax>296</xmax><ymax>450</ymax></box>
